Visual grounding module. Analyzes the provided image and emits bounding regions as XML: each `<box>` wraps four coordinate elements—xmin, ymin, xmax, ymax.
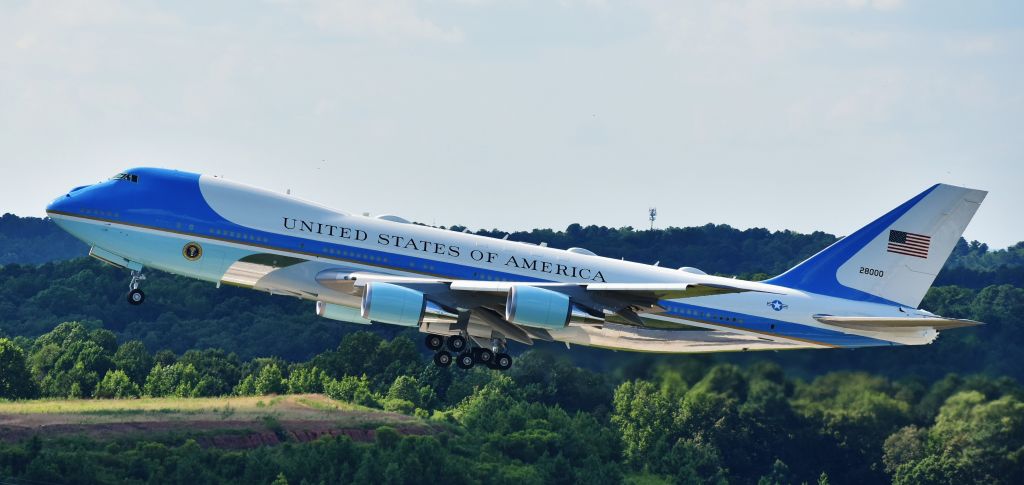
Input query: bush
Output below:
<box><xmin>285</xmin><ymin>366</ymin><xmax>326</xmax><ymax>394</ymax></box>
<box><xmin>95</xmin><ymin>369</ymin><xmax>141</xmax><ymax>399</ymax></box>
<box><xmin>382</xmin><ymin>398</ymin><xmax>415</xmax><ymax>415</ymax></box>
<box><xmin>143</xmin><ymin>363</ymin><xmax>201</xmax><ymax>397</ymax></box>
<box><xmin>324</xmin><ymin>375</ymin><xmax>379</xmax><ymax>408</ymax></box>
<box><xmin>255</xmin><ymin>363</ymin><xmax>285</xmax><ymax>395</ymax></box>
<box><xmin>234</xmin><ymin>374</ymin><xmax>257</xmax><ymax>396</ymax></box>
<box><xmin>386</xmin><ymin>375</ymin><xmax>423</xmax><ymax>407</ymax></box>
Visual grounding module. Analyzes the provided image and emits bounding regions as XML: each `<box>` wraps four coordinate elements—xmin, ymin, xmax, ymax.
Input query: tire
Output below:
<box><xmin>433</xmin><ymin>350</ymin><xmax>452</xmax><ymax>367</ymax></box>
<box><xmin>494</xmin><ymin>353</ymin><xmax>512</xmax><ymax>371</ymax></box>
<box><xmin>127</xmin><ymin>289</ymin><xmax>145</xmax><ymax>306</ymax></box>
<box><xmin>447</xmin><ymin>335</ymin><xmax>467</xmax><ymax>353</ymax></box>
<box><xmin>456</xmin><ymin>352</ymin><xmax>475</xmax><ymax>370</ymax></box>
<box><xmin>474</xmin><ymin>348</ymin><xmax>494</xmax><ymax>365</ymax></box>
<box><xmin>425</xmin><ymin>334</ymin><xmax>444</xmax><ymax>351</ymax></box>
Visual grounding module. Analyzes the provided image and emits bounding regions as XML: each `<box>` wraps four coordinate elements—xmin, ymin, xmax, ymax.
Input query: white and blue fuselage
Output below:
<box><xmin>46</xmin><ymin>168</ymin><xmax>987</xmax><ymax>357</ymax></box>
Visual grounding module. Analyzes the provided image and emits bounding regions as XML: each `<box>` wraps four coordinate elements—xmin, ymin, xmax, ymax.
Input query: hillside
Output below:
<box><xmin>0</xmin><ymin>394</ymin><xmax>429</xmax><ymax>447</ymax></box>
<box><xmin>0</xmin><ymin>214</ymin><xmax>88</xmax><ymax>265</ymax></box>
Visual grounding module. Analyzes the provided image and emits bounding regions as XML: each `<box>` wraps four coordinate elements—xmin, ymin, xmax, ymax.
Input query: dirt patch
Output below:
<box><xmin>0</xmin><ymin>419</ymin><xmax>435</xmax><ymax>449</ymax></box>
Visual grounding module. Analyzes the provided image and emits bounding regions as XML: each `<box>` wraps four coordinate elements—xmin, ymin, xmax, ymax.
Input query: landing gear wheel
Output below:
<box><xmin>127</xmin><ymin>289</ymin><xmax>145</xmax><ymax>306</ymax></box>
<box><xmin>456</xmin><ymin>352</ymin><xmax>475</xmax><ymax>370</ymax></box>
<box><xmin>447</xmin><ymin>335</ymin><xmax>467</xmax><ymax>353</ymax></box>
<box><xmin>494</xmin><ymin>353</ymin><xmax>512</xmax><ymax>371</ymax></box>
<box><xmin>425</xmin><ymin>334</ymin><xmax>444</xmax><ymax>351</ymax></box>
<box><xmin>433</xmin><ymin>350</ymin><xmax>452</xmax><ymax>367</ymax></box>
<box><xmin>474</xmin><ymin>348</ymin><xmax>494</xmax><ymax>365</ymax></box>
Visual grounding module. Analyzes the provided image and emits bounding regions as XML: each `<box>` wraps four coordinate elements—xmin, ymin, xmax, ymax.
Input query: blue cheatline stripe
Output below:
<box><xmin>764</xmin><ymin>184</ymin><xmax>940</xmax><ymax>307</ymax></box>
<box><xmin>657</xmin><ymin>301</ymin><xmax>897</xmax><ymax>348</ymax></box>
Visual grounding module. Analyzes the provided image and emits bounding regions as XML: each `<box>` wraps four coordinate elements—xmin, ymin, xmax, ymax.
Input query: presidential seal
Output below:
<box><xmin>182</xmin><ymin>242</ymin><xmax>203</xmax><ymax>261</ymax></box>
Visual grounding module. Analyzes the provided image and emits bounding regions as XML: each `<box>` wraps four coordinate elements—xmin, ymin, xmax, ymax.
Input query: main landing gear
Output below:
<box><xmin>126</xmin><ymin>271</ymin><xmax>146</xmax><ymax>306</ymax></box>
<box><xmin>424</xmin><ymin>334</ymin><xmax>512</xmax><ymax>371</ymax></box>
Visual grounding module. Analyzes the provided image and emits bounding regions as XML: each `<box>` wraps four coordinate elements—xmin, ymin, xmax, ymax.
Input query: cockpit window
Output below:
<box><xmin>111</xmin><ymin>173</ymin><xmax>139</xmax><ymax>183</ymax></box>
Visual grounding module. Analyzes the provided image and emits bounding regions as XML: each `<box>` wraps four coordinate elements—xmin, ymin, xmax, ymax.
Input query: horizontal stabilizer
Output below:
<box><xmin>814</xmin><ymin>315</ymin><xmax>983</xmax><ymax>331</ymax></box>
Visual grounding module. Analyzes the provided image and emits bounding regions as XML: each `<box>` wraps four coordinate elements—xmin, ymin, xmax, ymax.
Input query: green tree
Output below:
<box><xmin>95</xmin><ymin>369</ymin><xmax>141</xmax><ymax>399</ymax></box>
<box><xmin>611</xmin><ymin>379</ymin><xmax>674</xmax><ymax>466</ymax></box>
<box><xmin>0</xmin><ymin>338</ymin><xmax>38</xmax><ymax>399</ymax></box>
<box><xmin>28</xmin><ymin>322</ymin><xmax>116</xmax><ymax>398</ymax></box>
<box><xmin>143</xmin><ymin>363</ymin><xmax>201</xmax><ymax>397</ymax></box>
<box><xmin>324</xmin><ymin>375</ymin><xmax>379</xmax><ymax>408</ymax></box>
<box><xmin>386</xmin><ymin>375</ymin><xmax>422</xmax><ymax>406</ymax></box>
<box><xmin>234</xmin><ymin>374</ymin><xmax>257</xmax><ymax>396</ymax></box>
<box><xmin>177</xmin><ymin>348</ymin><xmax>241</xmax><ymax>396</ymax></box>
<box><xmin>111</xmin><ymin>340</ymin><xmax>153</xmax><ymax>385</ymax></box>
<box><xmin>285</xmin><ymin>365</ymin><xmax>326</xmax><ymax>394</ymax></box>
<box><xmin>255</xmin><ymin>363</ymin><xmax>285</xmax><ymax>395</ymax></box>
<box><xmin>793</xmin><ymin>372</ymin><xmax>913</xmax><ymax>483</ymax></box>
<box><xmin>888</xmin><ymin>391</ymin><xmax>1024</xmax><ymax>485</ymax></box>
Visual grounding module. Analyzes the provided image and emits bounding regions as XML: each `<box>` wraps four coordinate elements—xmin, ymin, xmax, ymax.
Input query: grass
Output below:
<box><xmin>0</xmin><ymin>394</ymin><xmax>412</xmax><ymax>428</ymax></box>
<box><xmin>0</xmin><ymin>394</ymin><xmax>355</xmax><ymax>415</ymax></box>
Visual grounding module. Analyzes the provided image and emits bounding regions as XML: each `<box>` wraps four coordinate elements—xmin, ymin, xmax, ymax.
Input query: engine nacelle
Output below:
<box><xmin>316</xmin><ymin>301</ymin><xmax>372</xmax><ymax>325</ymax></box>
<box><xmin>361</xmin><ymin>282</ymin><xmax>425</xmax><ymax>327</ymax></box>
<box><xmin>505</xmin><ymin>285</ymin><xmax>572</xmax><ymax>329</ymax></box>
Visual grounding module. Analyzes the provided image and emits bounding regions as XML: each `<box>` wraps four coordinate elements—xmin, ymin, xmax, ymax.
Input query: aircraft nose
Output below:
<box><xmin>46</xmin><ymin>184</ymin><xmax>91</xmax><ymax>215</ymax></box>
<box><xmin>47</xmin><ymin>194</ymin><xmax>73</xmax><ymax>214</ymax></box>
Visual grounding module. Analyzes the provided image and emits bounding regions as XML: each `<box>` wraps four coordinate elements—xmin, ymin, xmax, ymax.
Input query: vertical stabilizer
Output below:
<box><xmin>766</xmin><ymin>184</ymin><xmax>987</xmax><ymax>308</ymax></box>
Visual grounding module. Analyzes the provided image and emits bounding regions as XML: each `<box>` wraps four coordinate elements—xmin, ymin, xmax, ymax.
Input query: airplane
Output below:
<box><xmin>46</xmin><ymin>168</ymin><xmax>987</xmax><ymax>371</ymax></box>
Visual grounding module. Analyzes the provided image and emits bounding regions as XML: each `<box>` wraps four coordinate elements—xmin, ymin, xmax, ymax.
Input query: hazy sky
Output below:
<box><xmin>2</xmin><ymin>0</ymin><xmax>1021</xmax><ymax>248</ymax></box>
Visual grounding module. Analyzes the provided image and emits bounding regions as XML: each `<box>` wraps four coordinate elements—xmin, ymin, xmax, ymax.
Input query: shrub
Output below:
<box><xmin>382</xmin><ymin>398</ymin><xmax>415</xmax><ymax>415</ymax></box>
<box><xmin>255</xmin><ymin>363</ymin><xmax>285</xmax><ymax>395</ymax></box>
<box><xmin>285</xmin><ymin>366</ymin><xmax>325</xmax><ymax>394</ymax></box>
<box><xmin>143</xmin><ymin>363</ymin><xmax>201</xmax><ymax>397</ymax></box>
<box><xmin>324</xmin><ymin>375</ymin><xmax>379</xmax><ymax>408</ymax></box>
<box><xmin>95</xmin><ymin>369</ymin><xmax>141</xmax><ymax>399</ymax></box>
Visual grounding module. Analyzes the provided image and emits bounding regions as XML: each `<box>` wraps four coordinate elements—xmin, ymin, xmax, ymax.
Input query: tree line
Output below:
<box><xmin>1</xmin><ymin>323</ymin><xmax>1023</xmax><ymax>484</ymax></box>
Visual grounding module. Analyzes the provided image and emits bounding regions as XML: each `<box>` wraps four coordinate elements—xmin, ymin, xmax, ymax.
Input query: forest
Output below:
<box><xmin>0</xmin><ymin>215</ymin><xmax>1022</xmax><ymax>484</ymax></box>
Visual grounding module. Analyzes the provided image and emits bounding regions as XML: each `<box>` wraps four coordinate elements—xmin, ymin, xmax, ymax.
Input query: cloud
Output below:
<box><xmin>271</xmin><ymin>0</ymin><xmax>463</xmax><ymax>42</ymax></box>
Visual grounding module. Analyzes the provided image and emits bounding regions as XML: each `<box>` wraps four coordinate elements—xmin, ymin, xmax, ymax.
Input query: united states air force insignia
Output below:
<box><xmin>767</xmin><ymin>299</ymin><xmax>788</xmax><ymax>311</ymax></box>
<box><xmin>183</xmin><ymin>242</ymin><xmax>203</xmax><ymax>261</ymax></box>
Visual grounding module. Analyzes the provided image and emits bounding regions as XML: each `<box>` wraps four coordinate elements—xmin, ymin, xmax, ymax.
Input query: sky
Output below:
<box><xmin>1</xmin><ymin>0</ymin><xmax>1021</xmax><ymax>248</ymax></box>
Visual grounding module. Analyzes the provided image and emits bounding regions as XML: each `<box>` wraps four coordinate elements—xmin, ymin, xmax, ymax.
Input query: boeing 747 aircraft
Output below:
<box><xmin>46</xmin><ymin>168</ymin><xmax>986</xmax><ymax>370</ymax></box>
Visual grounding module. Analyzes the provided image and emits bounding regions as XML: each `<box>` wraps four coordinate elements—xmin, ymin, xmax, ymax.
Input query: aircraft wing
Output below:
<box><xmin>315</xmin><ymin>269</ymin><xmax>778</xmax><ymax>329</ymax></box>
<box><xmin>320</xmin><ymin>271</ymin><xmax>772</xmax><ymax>305</ymax></box>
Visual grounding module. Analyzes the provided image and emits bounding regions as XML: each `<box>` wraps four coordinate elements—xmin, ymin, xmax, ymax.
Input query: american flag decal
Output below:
<box><xmin>888</xmin><ymin>230</ymin><xmax>931</xmax><ymax>258</ymax></box>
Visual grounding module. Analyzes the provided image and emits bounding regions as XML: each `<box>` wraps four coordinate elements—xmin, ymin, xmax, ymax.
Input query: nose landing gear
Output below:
<box><xmin>126</xmin><ymin>271</ymin><xmax>146</xmax><ymax>306</ymax></box>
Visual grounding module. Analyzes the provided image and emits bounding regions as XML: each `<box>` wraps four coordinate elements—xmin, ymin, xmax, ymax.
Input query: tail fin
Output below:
<box><xmin>766</xmin><ymin>184</ymin><xmax>987</xmax><ymax>308</ymax></box>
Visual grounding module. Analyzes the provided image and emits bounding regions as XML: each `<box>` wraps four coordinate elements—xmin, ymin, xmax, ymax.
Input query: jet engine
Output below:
<box><xmin>505</xmin><ymin>285</ymin><xmax>574</xmax><ymax>329</ymax></box>
<box><xmin>360</xmin><ymin>282</ymin><xmax>457</xmax><ymax>327</ymax></box>
<box><xmin>316</xmin><ymin>301</ymin><xmax>372</xmax><ymax>325</ymax></box>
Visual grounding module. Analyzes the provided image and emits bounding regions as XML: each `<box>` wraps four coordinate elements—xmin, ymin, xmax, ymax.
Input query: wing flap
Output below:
<box><xmin>585</xmin><ymin>282</ymin><xmax>763</xmax><ymax>300</ymax></box>
<box><xmin>546</xmin><ymin>323</ymin><xmax>821</xmax><ymax>353</ymax></box>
